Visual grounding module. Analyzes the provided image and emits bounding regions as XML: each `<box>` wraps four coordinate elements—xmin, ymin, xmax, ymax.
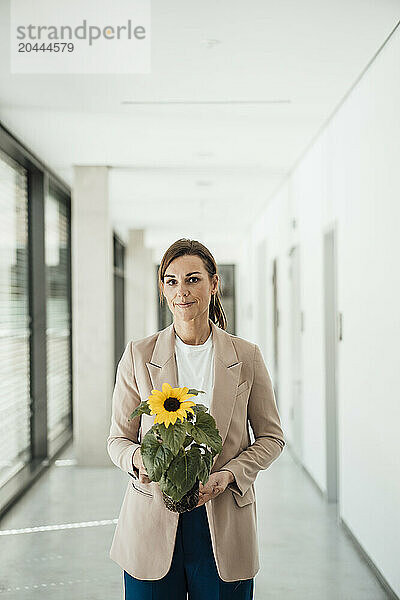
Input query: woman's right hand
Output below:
<box><xmin>133</xmin><ymin>448</ymin><xmax>152</xmax><ymax>484</ymax></box>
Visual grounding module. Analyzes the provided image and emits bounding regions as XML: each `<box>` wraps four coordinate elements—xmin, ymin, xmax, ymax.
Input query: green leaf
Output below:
<box><xmin>157</xmin><ymin>420</ymin><xmax>187</xmax><ymax>455</ymax></box>
<box><xmin>187</xmin><ymin>388</ymin><xmax>206</xmax><ymax>396</ymax></box>
<box><xmin>210</xmin><ymin>446</ymin><xmax>219</xmax><ymax>458</ymax></box>
<box><xmin>190</xmin><ymin>411</ymin><xmax>223</xmax><ymax>454</ymax></box>
<box><xmin>186</xmin><ymin>446</ymin><xmax>203</xmax><ymax>469</ymax></box>
<box><xmin>158</xmin><ymin>472</ymin><xmax>184</xmax><ymax>502</ymax></box>
<box><xmin>192</xmin><ymin>403</ymin><xmax>208</xmax><ymax>415</ymax></box>
<box><xmin>182</xmin><ymin>434</ymin><xmax>193</xmax><ymax>448</ymax></box>
<box><xmin>203</xmin><ymin>448</ymin><xmax>214</xmax><ymax>472</ymax></box>
<box><xmin>163</xmin><ymin>448</ymin><xmax>202</xmax><ymax>497</ymax></box>
<box><xmin>128</xmin><ymin>400</ymin><xmax>151</xmax><ymax>420</ymax></box>
<box><xmin>185</xmin><ymin>421</ymin><xmax>194</xmax><ymax>436</ymax></box>
<box><xmin>198</xmin><ymin>456</ymin><xmax>209</xmax><ymax>484</ymax></box>
<box><xmin>140</xmin><ymin>430</ymin><xmax>175</xmax><ymax>481</ymax></box>
<box><xmin>188</xmin><ymin>447</ymin><xmax>206</xmax><ymax>484</ymax></box>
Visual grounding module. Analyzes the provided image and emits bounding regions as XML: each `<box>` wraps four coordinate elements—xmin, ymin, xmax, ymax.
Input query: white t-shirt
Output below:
<box><xmin>174</xmin><ymin>328</ymin><xmax>214</xmax><ymax>412</ymax></box>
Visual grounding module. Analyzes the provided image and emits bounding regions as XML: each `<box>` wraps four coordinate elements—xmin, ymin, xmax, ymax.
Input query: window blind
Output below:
<box><xmin>45</xmin><ymin>191</ymin><xmax>71</xmax><ymax>450</ymax></box>
<box><xmin>0</xmin><ymin>148</ymin><xmax>30</xmax><ymax>486</ymax></box>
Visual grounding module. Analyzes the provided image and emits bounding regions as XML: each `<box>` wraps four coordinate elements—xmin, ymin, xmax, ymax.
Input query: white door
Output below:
<box><xmin>289</xmin><ymin>245</ymin><xmax>303</xmax><ymax>462</ymax></box>
<box><xmin>324</xmin><ymin>226</ymin><xmax>339</xmax><ymax>505</ymax></box>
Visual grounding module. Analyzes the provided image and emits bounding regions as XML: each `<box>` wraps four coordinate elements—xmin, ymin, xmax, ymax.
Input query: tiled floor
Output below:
<box><xmin>0</xmin><ymin>441</ymin><xmax>389</xmax><ymax>599</ymax></box>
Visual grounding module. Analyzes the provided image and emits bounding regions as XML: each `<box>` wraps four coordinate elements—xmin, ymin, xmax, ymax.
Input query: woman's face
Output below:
<box><xmin>162</xmin><ymin>255</ymin><xmax>218</xmax><ymax>323</ymax></box>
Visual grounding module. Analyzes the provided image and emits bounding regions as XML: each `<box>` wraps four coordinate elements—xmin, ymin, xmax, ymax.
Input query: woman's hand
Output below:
<box><xmin>195</xmin><ymin>470</ymin><xmax>234</xmax><ymax>507</ymax></box>
<box><xmin>133</xmin><ymin>448</ymin><xmax>152</xmax><ymax>484</ymax></box>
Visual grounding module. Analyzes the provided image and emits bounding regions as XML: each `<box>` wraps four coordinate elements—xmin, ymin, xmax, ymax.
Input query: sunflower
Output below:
<box><xmin>148</xmin><ymin>383</ymin><xmax>196</xmax><ymax>428</ymax></box>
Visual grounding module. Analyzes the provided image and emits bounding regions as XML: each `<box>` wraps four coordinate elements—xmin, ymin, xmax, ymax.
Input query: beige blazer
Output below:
<box><xmin>107</xmin><ymin>318</ymin><xmax>285</xmax><ymax>582</ymax></box>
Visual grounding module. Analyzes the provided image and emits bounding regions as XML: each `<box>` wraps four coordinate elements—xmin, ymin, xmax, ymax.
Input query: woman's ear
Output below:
<box><xmin>212</xmin><ymin>274</ymin><xmax>219</xmax><ymax>294</ymax></box>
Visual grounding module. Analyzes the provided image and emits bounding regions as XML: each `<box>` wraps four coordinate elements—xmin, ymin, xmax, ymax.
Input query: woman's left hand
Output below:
<box><xmin>195</xmin><ymin>470</ymin><xmax>234</xmax><ymax>507</ymax></box>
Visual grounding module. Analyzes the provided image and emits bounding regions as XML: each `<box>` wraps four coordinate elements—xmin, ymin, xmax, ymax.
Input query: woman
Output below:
<box><xmin>107</xmin><ymin>238</ymin><xmax>285</xmax><ymax>600</ymax></box>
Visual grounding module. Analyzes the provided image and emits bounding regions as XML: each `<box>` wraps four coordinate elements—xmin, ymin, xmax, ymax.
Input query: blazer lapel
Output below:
<box><xmin>145</xmin><ymin>319</ymin><xmax>243</xmax><ymax>467</ymax></box>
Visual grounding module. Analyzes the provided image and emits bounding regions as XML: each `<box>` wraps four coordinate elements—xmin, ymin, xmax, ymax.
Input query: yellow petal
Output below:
<box><xmin>148</xmin><ymin>399</ymin><xmax>164</xmax><ymax>413</ymax></box>
<box><xmin>150</xmin><ymin>390</ymin><xmax>165</xmax><ymax>401</ymax></box>
<box><xmin>180</xmin><ymin>393</ymin><xmax>196</xmax><ymax>401</ymax></box>
<box><xmin>185</xmin><ymin>407</ymin><xmax>195</xmax><ymax>415</ymax></box>
<box><xmin>148</xmin><ymin>396</ymin><xmax>163</xmax><ymax>406</ymax></box>
<box><xmin>162</xmin><ymin>382</ymin><xmax>173</xmax><ymax>396</ymax></box>
<box><xmin>177</xmin><ymin>409</ymin><xmax>190</xmax><ymax>420</ymax></box>
<box><xmin>180</xmin><ymin>400</ymin><xmax>196</xmax><ymax>408</ymax></box>
<box><xmin>177</xmin><ymin>391</ymin><xmax>196</xmax><ymax>402</ymax></box>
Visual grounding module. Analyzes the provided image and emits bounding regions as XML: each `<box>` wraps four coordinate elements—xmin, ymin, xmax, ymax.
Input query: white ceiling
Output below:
<box><xmin>0</xmin><ymin>0</ymin><xmax>399</xmax><ymax>258</ymax></box>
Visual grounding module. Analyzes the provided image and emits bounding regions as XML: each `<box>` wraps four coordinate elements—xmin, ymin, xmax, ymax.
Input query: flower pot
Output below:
<box><xmin>162</xmin><ymin>478</ymin><xmax>200</xmax><ymax>513</ymax></box>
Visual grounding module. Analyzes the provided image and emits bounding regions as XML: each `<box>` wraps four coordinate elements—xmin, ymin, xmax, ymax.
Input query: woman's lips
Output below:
<box><xmin>177</xmin><ymin>302</ymin><xmax>194</xmax><ymax>307</ymax></box>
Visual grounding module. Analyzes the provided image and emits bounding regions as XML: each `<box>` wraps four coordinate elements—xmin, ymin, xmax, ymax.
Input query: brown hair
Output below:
<box><xmin>158</xmin><ymin>238</ymin><xmax>227</xmax><ymax>330</ymax></box>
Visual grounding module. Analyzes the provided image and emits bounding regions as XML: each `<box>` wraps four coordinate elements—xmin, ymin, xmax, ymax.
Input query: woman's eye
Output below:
<box><xmin>166</xmin><ymin>277</ymin><xmax>198</xmax><ymax>285</ymax></box>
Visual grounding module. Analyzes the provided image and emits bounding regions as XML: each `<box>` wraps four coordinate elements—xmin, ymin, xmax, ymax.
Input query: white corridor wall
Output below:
<box><xmin>237</xmin><ymin>23</ymin><xmax>400</xmax><ymax>597</ymax></box>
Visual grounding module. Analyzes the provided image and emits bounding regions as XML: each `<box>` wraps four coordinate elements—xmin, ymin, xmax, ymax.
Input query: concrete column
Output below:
<box><xmin>125</xmin><ymin>229</ymin><xmax>157</xmax><ymax>342</ymax></box>
<box><xmin>146</xmin><ymin>249</ymin><xmax>158</xmax><ymax>336</ymax></box>
<box><xmin>72</xmin><ymin>166</ymin><xmax>114</xmax><ymax>466</ymax></box>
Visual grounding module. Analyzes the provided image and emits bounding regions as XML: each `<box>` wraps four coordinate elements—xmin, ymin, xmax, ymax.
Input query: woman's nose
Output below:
<box><xmin>176</xmin><ymin>284</ymin><xmax>189</xmax><ymax>297</ymax></box>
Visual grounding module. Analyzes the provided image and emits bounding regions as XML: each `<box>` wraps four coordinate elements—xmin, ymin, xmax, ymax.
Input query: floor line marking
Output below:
<box><xmin>0</xmin><ymin>518</ymin><xmax>118</xmax><ymax>536</ymax></box>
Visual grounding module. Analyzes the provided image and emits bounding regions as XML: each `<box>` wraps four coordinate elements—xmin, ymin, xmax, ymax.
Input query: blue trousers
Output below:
<box><xmin>124</xmin><ymin>503</ymin><xmax>254</xmax><ymax>599</ymax></box>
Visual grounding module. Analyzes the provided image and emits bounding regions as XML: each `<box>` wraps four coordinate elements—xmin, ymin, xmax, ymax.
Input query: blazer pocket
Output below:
<box><xmin>236</xmin><ymin>380</ymin><xmax>249</xmax><ymax>396</ymax></box>
<box><xmin>131</xmin><ymin>480</ymin><xmax>153</xmax><ymax>497</ymax></box>
<box><xmin>232</xmin><ymin>485</ymin><xmax>255</xmax><ymax>507</ymax></box>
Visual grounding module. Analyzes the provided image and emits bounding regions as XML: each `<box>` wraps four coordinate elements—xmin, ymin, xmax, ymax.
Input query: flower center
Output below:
<box><xmin>164</xmin><ymin>397</ymin><xmax>181</xmax><ymax>412</ymax></box>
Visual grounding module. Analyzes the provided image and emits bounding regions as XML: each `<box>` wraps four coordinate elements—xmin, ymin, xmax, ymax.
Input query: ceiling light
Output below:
<box><xmin>200</xmin><ymin>39</ymin><xmax>221</xmax><ymax>49</ymax></box>
<box><xmin>121</xmin><ymin>100</ymin><xmax>291</xmax><ymax>105</ymax></box>
<box><xmin>196</xmin><ymin>180</ymin><xmax>212</xmax><ymax>187</ymax></box>
<box><xmin>195</xmin><ymin>152</ymin><xmax>214</xmax><ymax>158</ymax></box>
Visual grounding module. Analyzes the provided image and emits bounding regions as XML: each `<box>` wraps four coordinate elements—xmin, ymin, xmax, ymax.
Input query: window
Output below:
<box><xmin>45</xmin><ymin>188</ymin><xmax>72</xmax><ymax>452</ymax></box>
<box><xmin>0</xmin><ymin>148</ymin><xmax>30</xmax><ymax>487</ymax></box>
